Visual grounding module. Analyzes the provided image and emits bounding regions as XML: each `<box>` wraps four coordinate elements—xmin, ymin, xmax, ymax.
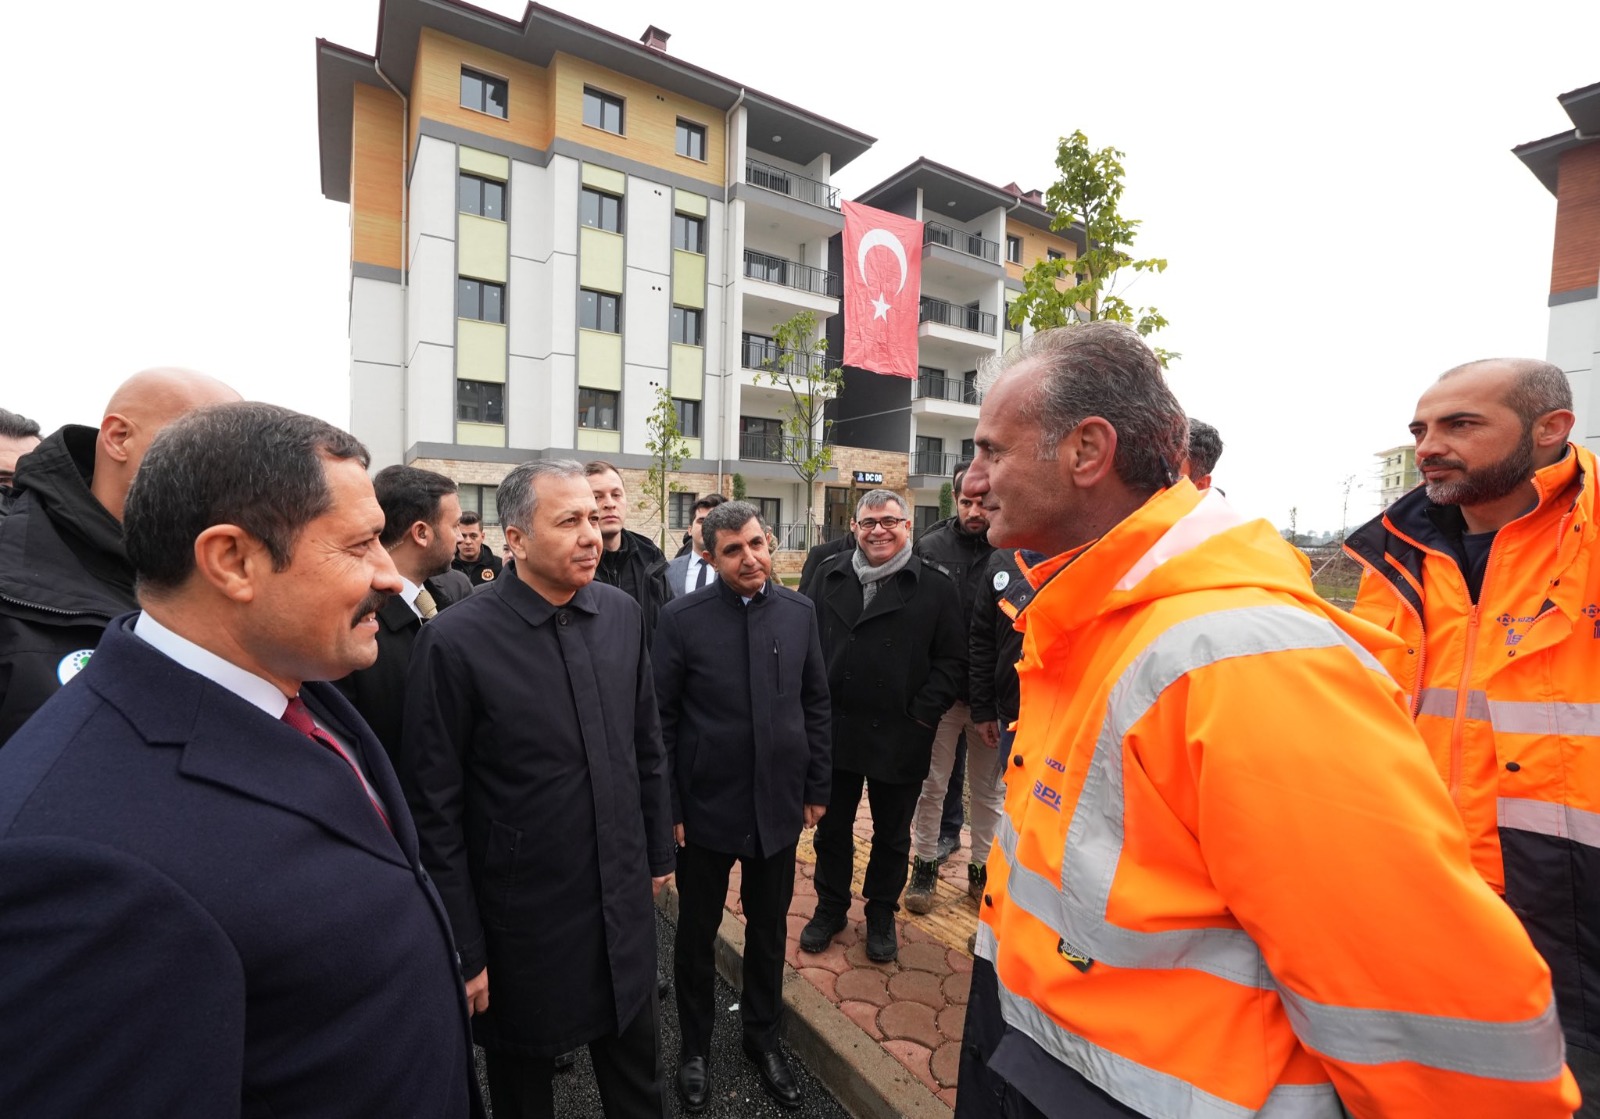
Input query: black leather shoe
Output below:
<box><xmin>865</xmin><ymin>912</ymin><xmax>898</xmax><ymax>963</ymax></box>
<box><xmin>676</xmin><ymin>1055</ymin><xmax>710</xmax><ymax>1112</ymax></box>
<box><xmin>742</xmin><ymin>1042</ymin><xmax>802</xmax><ymax>1109</ymax></box>
<box><xmin>798</xmin><ymin>908</ymin><xmax>847</xmax><ymax>953</ymax></box>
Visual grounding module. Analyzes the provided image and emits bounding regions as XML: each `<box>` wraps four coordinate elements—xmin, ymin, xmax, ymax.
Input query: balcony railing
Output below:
<box><xmin>742</xmin><ymin>338</ymin><xmax>833</xmax><ymax>380</ymax></box>
<box><xmin>739</xmin><ymin>431</ymin><xmax>820</xmax><ymax>463</ymax></box>
<box><xmin>914</xmin><ymin>372</ymin><xmax>983</xmax><ymax>406</ymax></box>
<box><xmin>746</xmin><ymin>157</ymin><xmax>841</xmax><ymax>210</ymax></box>
<box><xmin>743</xmin><ymin>249</ymin><xmax>841</xmax><ymax>297</ymax></box>
<box><xmin>923</xmin><ymin>220</ymin><xmax>1000</xmax><ymax>264</ymax></box>
<box><xmin>919</xmin><ymin>296</ymin><xmax>996</xmax><ymax>336</ymax></box>
<box><xmin>912</xmin><ymin>450</ymin><xmax>964</xmax><ymax>478</ymax></box>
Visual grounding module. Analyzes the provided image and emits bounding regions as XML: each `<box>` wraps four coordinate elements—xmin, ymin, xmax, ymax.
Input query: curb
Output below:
<box><xmin>658</xmin><ymin>885</ymin><xmax>953</xmax><ymax>1119</ymax></box>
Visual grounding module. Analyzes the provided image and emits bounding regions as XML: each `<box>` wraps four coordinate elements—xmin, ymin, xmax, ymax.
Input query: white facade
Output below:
<box><xmin>1549</xmin><ymin>282</ymin><xmax>1600</xmax><ymax>447</ymax></box>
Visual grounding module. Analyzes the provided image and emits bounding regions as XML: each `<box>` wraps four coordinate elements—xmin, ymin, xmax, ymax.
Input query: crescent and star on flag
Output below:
<box><xmin>857</xmin><ymin>228</ymin><xmax>908</xmax><ymax>321</ymax></box>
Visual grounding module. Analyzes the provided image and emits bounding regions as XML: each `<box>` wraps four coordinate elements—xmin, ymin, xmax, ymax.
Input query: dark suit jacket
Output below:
<box><xmin>807</xmin><ymin>551</ymin><xmax>965</xmax><ymax>783</ymax></box>
<box><xmin>0</xmin><ymin>616</ymin><xmax>479</xmax><ymax>1119</ymax></box>
<box><xmin>652</xmin><ymin>579</ymin><xmax>830</xmax><ymax>857</ymax></box>
<box><xmin>334</xmin><ymin>575</ymin><xmax>460</xmax><ymax>766</ymax></box>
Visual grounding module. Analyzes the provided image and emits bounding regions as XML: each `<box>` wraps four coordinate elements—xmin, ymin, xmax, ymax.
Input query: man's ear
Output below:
<box><xmin>407</xmin><ymin>519</ymin><xmax>430</xmax><ymax>549</ymax></box>
<box><xmin>1061</xmin><ymin>417</ymin><xmax>1120</xmax><ymax>488</ymax></box>
<box><xmin>193</xmin><ymin>524</ymin><xmax>267</xmax><ymax>603</ymax></box>
<box><xmin>1535</xmin><ymin>409</ymin><xmax>1576</xmax><ymax>451</ymax></box>
<box><xmin>504</xmin><ymin>524</ymin><xmax>528</xmax><ymax>562</ymax></box>
<box><xmin>99</xmin><ymin>413</ymin><xmax>135</xmax><ymax>466</ymax></box>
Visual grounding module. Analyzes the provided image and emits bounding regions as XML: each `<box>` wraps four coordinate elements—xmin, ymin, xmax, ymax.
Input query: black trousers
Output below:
<box><xmin>674</xmin><ymin>841</ymin><xmax>796</xmax><ymax>1058</ymax></box>
<box><xmin>483</xmin><ymin>995</ymin><xmax>667</xmax><ymax>1119</ymax></box>
<box><xmin>811</xmin><ymin>768</ymin><xmax>921</xmax><ymax>919</ymax></box>
<box><xmin>940</xmin><ymin>736</ymin><xmax>968</xmax><ymax>840</ymax></box>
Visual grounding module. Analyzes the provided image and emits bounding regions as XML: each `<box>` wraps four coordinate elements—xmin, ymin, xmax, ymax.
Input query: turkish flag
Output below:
<box><xmin>843</xmin><ymin>201</ymin><xmax>922</xmax><ymax>379</ymax></box>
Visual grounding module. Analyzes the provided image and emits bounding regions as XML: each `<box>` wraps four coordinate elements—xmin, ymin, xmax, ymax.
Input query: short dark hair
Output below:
<box><xmin>952</xmin><ymin>459</ymin><xmax>973</xmax><ymax>494</ymax></box>
<box><xmin>693</xmin><ymin>493</ymin><xmax>727</xmax><ymax>515</ymax></box>
<box><xmin>700</xmin><ymin>500</ymin><xmax>762</xmax><ymax>556</ymax></box>
<box><xmin>459</xmin><ymin>510</ymin><xmax>482</xmax><ymax>528</ymax></box>
<box><xmin>373</xmin><ymin>465</ymin><xmax>457</xmax><ymax>549</ymax></box>
<box><xmin>0</xmin><ymin>408</ymin><xmax>41</xmax><ymax>441</ymax></box>
<box><xmin>1441</xmin><ymin>358</ymin><xmax>1573</xmax><ymax>429</ymax></box>
<box><xmin>1186</xmin><ymin>420</ymin><xmax>1223</xmax><ymax>479</ymax></box>
<box><xmin>125</xmin><ymin>403</ymin><xmax>369</xmax><ymax>594</ymax></box>
<box><xmin>584</xmin><ymin>459</ymin><xmax>623</xmax><ymax>482</ymax></box>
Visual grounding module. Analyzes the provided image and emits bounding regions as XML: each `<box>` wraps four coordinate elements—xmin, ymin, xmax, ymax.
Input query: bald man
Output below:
<box><xmin>0</xmin><ymin>368</ymin><xmax>239</xmax><ymax>745</ymax></box>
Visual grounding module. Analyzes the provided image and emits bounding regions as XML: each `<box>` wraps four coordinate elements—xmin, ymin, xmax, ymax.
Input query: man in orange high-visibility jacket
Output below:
<box><xmin>1346</xmin><ymin>357</ymin><xmax>1600</xmax><ymax>1115</ymax></box>
<box><xmin>955</xmin><ymin>323</ymin><xmax>1577</xmax><ymax>1119</ymax></box>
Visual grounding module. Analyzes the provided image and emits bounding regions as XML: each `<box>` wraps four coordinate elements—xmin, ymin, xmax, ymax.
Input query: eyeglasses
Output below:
<box><xmin>855</xmin><ymin>516</ymin><xmax>906</xmax><ymax>532</ymax></box>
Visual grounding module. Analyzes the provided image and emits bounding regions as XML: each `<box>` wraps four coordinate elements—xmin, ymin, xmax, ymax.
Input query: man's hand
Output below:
<box><xmin>673</xmin><ymin>823</ymin><xmax>686</xmax><ymax>848</ymax></box>
<box><xmin>976</xmin><ymin>720</ymin><xmax>1001</xmax><ymax>749</ymax></box>
<box><xmin>804</xmin><ymin>804</ymin><xmax>826</xmax><ymax>828</ymax></box>
<box><xmin>652</xmin><ymin>874</ymin><xmax>673</xmax><ymax>898</ymax></box>
<box><xmin>464</xmin><ymin>968</ymin><xmax>489</xmax><ymax>1016</ymax></box>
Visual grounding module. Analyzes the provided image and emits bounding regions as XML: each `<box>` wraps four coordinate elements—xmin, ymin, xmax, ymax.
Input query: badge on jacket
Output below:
<box><xmin>57</xmin><ymin>649</ymin><xmax>94</xmax><ymax>685</ymax></box>
<box><xmin>1057</xmin><ymin>937</ymin><xmax>1094</xmax><ymax>974</ymax></box>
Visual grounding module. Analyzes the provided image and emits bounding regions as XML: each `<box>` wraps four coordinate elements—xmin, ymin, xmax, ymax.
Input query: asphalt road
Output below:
<box><xmin>475</xmin><ymin>907</ymin><xmax>850</xmax><ymax>1118</ymax></box>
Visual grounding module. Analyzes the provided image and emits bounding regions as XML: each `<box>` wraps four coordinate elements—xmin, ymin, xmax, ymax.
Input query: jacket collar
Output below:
<box><xmin>493</xmin><ymin>569</ymin><xmax>601</xmax><ymax>627</ymax></box>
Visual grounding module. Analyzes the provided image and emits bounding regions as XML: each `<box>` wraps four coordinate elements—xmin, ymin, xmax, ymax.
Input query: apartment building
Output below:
<box><xmin>1515</xmin><ymin>79</ymin><xmax>1600</xmax><ymax>449</ymax></box>
<box><xmin>1375</xmin><ymin>444</ymin><xmax>1420</xmax><ymax>509</ymax></box>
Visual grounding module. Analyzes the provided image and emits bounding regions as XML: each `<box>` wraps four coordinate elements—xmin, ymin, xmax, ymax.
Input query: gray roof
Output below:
<box><xmin>1512</xmin><ymin>78</ymin><xmax>1600</xmax><ymax>196</ymax></box>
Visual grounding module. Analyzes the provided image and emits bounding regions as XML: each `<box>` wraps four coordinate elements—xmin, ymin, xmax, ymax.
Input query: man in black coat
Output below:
<box><xmin>797</xmin><ymin>531</ymin><xmax>853</xmax><ymax>598</ymax></box>
<box><xmin>0</xmin><ymin>368</ymin><xmax>239</xmax><ymax>745</ymax></box>
<box><xmin>452</xmin><ymin>510</ymin><xmax>502</xmax><ymax>586</ymax></box>
<box><xmin>0</xmin><ymin>407</ymin><xmax>40</xmax><ymax>521</ymax></box>
<box><xmin>799</xmin><ymin>489</ymin><xmax>964</xmax><ymax>963</ymax></box>
<box><xmin>334</xmin><ymin>464</ymin><xmax>463</xmax><ymax>766</ymax></box>
<box><xmin>587</xmin><ymin>460</ymin><xmax>672</xmax><ymax>641</ymax></box>
<box><xmin>0</xmin><ymin>403</ymin><xmax>479</xmax><ymax>1118</ymax></box>
<box><xmin>653</xmin><ymin>501</ymin><xmax>830</xmax><ymax>1112</ymax></box>
<box><xmin>403</xmin><ymin>459</ymin><xmax>675</xmax><ymax>1119</ymax></box>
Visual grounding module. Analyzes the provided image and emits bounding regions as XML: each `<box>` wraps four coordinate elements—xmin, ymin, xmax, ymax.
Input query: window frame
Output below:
<box><xmin>582</xmin><ymin>87</ymin><xmax>625</xmax><ymax>135</ymax></box>
<box><xmin>578</xmin><ymin>387</ymin><xmax>620</xmax><ymax>431</ymax></box>
<box><xmin>671</xmin><ymin>213</ymin><xmax>705</xmax><ymax>254</ymax></box>
<box><xmin>673</xmin><ymin>398</ymin><xmax>702</xmax><ymax>438</ymax></box>
<box><xmin>669</xmin><ymin>307</ymin><xmax>703</xmax><ymax>347</ymax></box>
<box><xmin>675</xmin><ymin>119</ymin><xmax>707</xmax><ymax>161</ymax></box>
<box><xmin>578</xmin><ymin>289</ymin><xmax>621</xmax><ymax>334</ymax></box>
<box><xmin>1005</xmin><ymin>235</ymin><xmax>1022</xmax><ymax>264</ymax></box>
<box><xmin>458</xmin><ymin>173</ymin><xmax>506</xmax><ymax>221</ymax></box>
<box><xmin>460</xmin><ymin>68</ymin><xmax>508</xmax><ymax>120</ymax></box>
<box><xmin>580</xmin><ymin>187</ymin><xmax>623</xmax><ymax>234</ymax></box>
<box><xmin>1046</xmin><ymin>248</ymin><xmax>1066</xmax><ymax>262</ymax></box>
<box><xmin>668</xmin><ymin>491</ymin><xmax>697</xmax><ymax>531</ymax></box>
<box><xmin>457</xmin><ymin>277</ymin><xmax>505</xmax><ymax>324</ymax></box>
<box><xmin>456</xmin><ymin>379</ymin><xmax>505</xmax><ymax>425</ymax></box>
<box><xmin>457</xmin><ymin>484</ymin><xmax>500</xmax><ymax>525</ymax></box>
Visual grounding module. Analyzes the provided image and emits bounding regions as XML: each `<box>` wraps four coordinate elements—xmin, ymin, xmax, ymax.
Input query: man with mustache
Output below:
<box><xmin>402</xmin><ymin>459</ymin><xmax>675</xmax><ymax>1119</ymax></box>
<box><xmin>0</xmin><ymin>403</ymin><xmax>479</xmax><ymax>1117</ymax></box>
<box><xmin>1347</xmin><ymin>357</ymin><xmax>1600</xmax><ymax>1113</ymax></box>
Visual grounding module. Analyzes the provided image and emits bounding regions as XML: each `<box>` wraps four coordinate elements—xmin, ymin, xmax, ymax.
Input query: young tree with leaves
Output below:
<box><xmin>754</xmin><ymin>310</ymin><xmax>843</xmax><ymax>550</ymax></box>
<box><xmin>643</xmin><ymin>381</ymin><xmax>689</xmax><ymax>552</ymax></box>
<box><xmin>1011</xmin><ymin>130</ymin><xmax>1177</xmax><ymax>365</ymax></box>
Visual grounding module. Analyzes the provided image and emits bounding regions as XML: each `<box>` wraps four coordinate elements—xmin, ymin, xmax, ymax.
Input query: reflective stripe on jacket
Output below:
<box><xmin>1346</xmin><ymin>442</ymin><xmax>1600</xmax><ymax>1054</ymax></box>
<box><xmin>982</xmin><ymin>482</ymin><xmax>1576</xmax><ymax>1118</ymax></box>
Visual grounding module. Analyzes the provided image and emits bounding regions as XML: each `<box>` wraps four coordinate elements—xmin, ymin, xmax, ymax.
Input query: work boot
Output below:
<box><xmin>903</xmin><ymin>856</ymin><xmax>939</xmax><ymax>915</ymax></box>
<box><xmin>798</xmin><ymin>906</ymin><xmax>847</xmax><ymax>953</ymax></box>
<box><xmin>968</xmin><ymin>862</ymin><xmax>987</xmax><ymax>904</ymax></box>
<box><xmin>935</xmin><ymin>833</ymin><xmax>961</xmax><ymax>864</ymax></box>
<box><xmin>865</xmin><ymin>910</ymin><xmax>898</xmax><ymax>963</ymax></box>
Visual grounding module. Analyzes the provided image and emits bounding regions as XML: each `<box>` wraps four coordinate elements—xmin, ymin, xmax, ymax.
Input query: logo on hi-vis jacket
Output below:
<box><xmin>1057</xmin><ymin>937</ymin><xmax>1094</xmax><ymax>973</ymax></box>
<box><xmin>1584</xmin><ymin>604</ymin><xmax>1600</xmax><ymax>639</ymax></box>
<box><xmin>57</xmin><ymin>649</ymin><xmax>94</xmax><ymax>685</ymax></box>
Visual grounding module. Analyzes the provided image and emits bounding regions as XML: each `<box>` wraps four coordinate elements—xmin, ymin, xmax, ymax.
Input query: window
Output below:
<box><xmin>459</xmin><ymin>174</ymin><xmax>505</xmax><ymax>220</ymax></box>
<box><xmin>457</xmin><ymin>380</ymin><xmax>504</xmax><ymax>424</ymax></box>
<box><xmin>668</xmin><ymin>492</ymin><xmax>696</xmax><ymax>530</ymax></box>
<box><xmin>578</xmin><ymin>388</ymin><xmax>619</xmax><ymax>430</ymax></box>
<box><xmin>740</xmin><ymin>416</ymin><xmax>784</xmax><ymax>461</ymax></box>
<box><xmin>961</xmin><ymin>437</ymin><xmax>975</xmax><ymax>461</ymax></box>
<box><xmin>579</xmin><ymin>289</ymin><xmax>621</xmax><ymax>334</ymax></box>
<box><xmin>1006</xmin><ymin>235</ymin><xmax>1022</xmax><ymax>264</ymax></box>
<box><xmin>580</xmin><ymin>188</ymin><xmax>622</xmax><ymax>233</ymax></box>
<box><xmin>673</xmin><ymin>398</ymin><xmax>702</xmax><ymax>437</ymax></box>
<box><xmin>914</xmin><ymin>505</ymin><xmax>940</xmax><ymax>539</ymax></box>
<box><xmin>756</xmin><ymin>497</ymin><xmax>780</xmax><ymax>530</ymax></box>
<box><xmin>672</xmin><ymin>213</ymin><xmax>704</xmax><ymax>254</ymax></box>
<box><xmin>1046</xmin><ymin>248</ymin><xmax>1066</xmax><ymax>261</ymax></box>
<box><xmin>582</xmin><ymin>87</ymin><xmax>624</xmax><ymax>134</ymax></box>
<box><xmin>742</xmin><ymin>332</ymin><xmax>777</xmax><ymax>369</ymax></box>
<box><xmin>461</xmin><ymin>69</ymin><xmax>508</xmax><ymax>119</ymax></box>
<box><xmin>675</xmin><ymin>119</ymin><xmax>706</xmax><ymax>161</ymax></box>
<box><xmin>457</xmin><ymin>278</ymin><xmax>504</xmax><ymax>323</ymax></box>
<box><xmin>458</xmin><ymin>484</ymin><xmax>500</xmax><ymax>525</ymax></box>
<box><xmin>669</xmin><ymin>307</ymin><xmax>702</xmax><ymax>346</ymax></box>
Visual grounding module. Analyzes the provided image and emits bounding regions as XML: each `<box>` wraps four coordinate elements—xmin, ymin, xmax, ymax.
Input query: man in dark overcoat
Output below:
<box><xmin>799</xmin><ymin>488</ymin><xmax>964</xmax><ymax>963</ymax></box>
<box><xmin>0</xmin><ymin>403</ymin><xmax>479</xmax><ymax>1118</ymax></box>
<box><xmin>652</xmin><ymin>501</ymin><xmax>830</xmax><ymax>1111</ymax></box>
<box><xmin>402</xmin><ymin>458</ymin><xmax>675</xmax><ymax>1119</ymax></box>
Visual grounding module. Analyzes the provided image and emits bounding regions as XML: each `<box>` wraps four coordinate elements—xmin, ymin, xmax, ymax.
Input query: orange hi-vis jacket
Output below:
<box><xmin>978</xmin><ymin>482</ymin><xmax>1576</xmax><ymax>1118</ymax></box>
<box><xmin>1346</xmin><ymin>442</ymin><xmax>1600</xmax><ymax>1056</ymax></box>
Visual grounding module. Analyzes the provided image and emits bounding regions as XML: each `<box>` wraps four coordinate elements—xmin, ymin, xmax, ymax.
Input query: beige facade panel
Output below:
<box><xmin>411</xmin><ymin>28</ymin><xmax>553</xmax><ymax>161</ymax></box>
<box><xmin>457</xmin><ymin>320</ymin><xmax>508</xmax><ymax>382</ymax></box>
<box><xmin>581</xmin><ymin>162</ymin><xmax>627</xmax><ymax>195</ymax></box>
<box><xmin>458</xmin><ymin>215</ymin><xmax>508</xmax><ymax>282</ymax></box>
<box><xmin>351</xmin><ymin>84</ymin><xmax>404</xmax><ymax>270</ymax></box>
<box><xmin>577</xmin><ymin>428</ymin><xmax>622</xmax><ymax>453</ymax></box>
<box><xmin>580</xmin><ymin>228</ymin><xmax>625</xmax><ymax>292</ymax></box>
<box><xmin>670</xmin><ymin>343</ymin><xmax>703</xmax><ymax>398</ymax></box>
<box><xmin>551</xmin><ymin>54</ymin><xmax>725</xmax><ymax>189</ymax></box>
<box><xmin>675</xmin><ymin>190</ymin><xmax>709</xmax><ymax>218</ymax></box>
<box><xmin>578</xmin><ymin>330</ymin><xmax>623</xmax><ymax>389</ymax></box>
<box><xmin>682</xmin><ymin>437</ymin><xmax>702</xmax><ymax>459</ymax></box>
<box><xmin>459</xmin><ymin>146</ymin><xmax>510</xmax><ymax>180</ymax></box>
<box><xmin>457</xmin><ymin>420</ymin><xmax>507</xmax><ymax>447</ymax></box>
<box><xmin>672</xmin><ymin>250</ymin><xmax>706</xmax><ymax>309</ymax></box>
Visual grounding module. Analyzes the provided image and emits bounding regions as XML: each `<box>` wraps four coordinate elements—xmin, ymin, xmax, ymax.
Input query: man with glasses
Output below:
<box><xmin>798</xmin><ymin>490</ymin><xmax>964</xmax><ymax>963</ymax></box>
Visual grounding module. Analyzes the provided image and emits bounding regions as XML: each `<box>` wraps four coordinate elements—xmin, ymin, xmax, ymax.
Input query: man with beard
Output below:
<box><xmin>1346</xmin><ymin>357</ymin><xmax>1600</xmax><ymax>1114</ymax></box>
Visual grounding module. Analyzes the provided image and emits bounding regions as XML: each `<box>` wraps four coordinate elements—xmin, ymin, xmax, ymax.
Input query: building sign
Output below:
<box><xmin>852</xmin><ymin>471</ymin><xmax>884</xmax><ymax>485</ymax></box>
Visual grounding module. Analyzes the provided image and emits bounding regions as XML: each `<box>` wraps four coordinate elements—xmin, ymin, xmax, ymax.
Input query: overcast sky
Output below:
<box><xmin>5</xmin><ymin>0</ymin><xmax>1595</xmax><ymax>531</ymax></box>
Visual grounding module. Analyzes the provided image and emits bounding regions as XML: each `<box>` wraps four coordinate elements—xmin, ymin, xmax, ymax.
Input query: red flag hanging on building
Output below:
<box><xmin>842</xmin><ymin>200</ymin><xmax>922</xmax><ymax>379</ymax></box>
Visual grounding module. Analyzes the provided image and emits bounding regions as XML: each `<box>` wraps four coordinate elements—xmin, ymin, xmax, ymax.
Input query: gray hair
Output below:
<box><xmin>700</xmin><ymin>500</ymin><xmax>763</xmax><ymax>555</ymax></box>
<box><xmin>0</xmin><ymin>408</ymin><xmax>41</xmax><ymax>441</ymax></box>
<box><xmin>1186</xmin><ymin>420</ymin><xmax>1223</xmax><ymax>478</ymax></box>
<box><xmin>497</xmin><ymin>459</ymin><xmax>586</xmax><ymax>533</ymax></box>
<box><xmin>978</xmin><ymin>322</ymin><xmax>1188</xmax><ymax>494</ymax></box>
<box><xmin>1441</xmin><ymin>358</ymin><xmax>1573</xmax><ymax>428</ymax></box>
<box><xmin>855</xmin><ymin>488</ymin><xmax>908</xmax><ymax>518</ymax></box>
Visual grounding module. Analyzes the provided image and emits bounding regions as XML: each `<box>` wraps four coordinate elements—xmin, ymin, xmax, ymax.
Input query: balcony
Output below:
<box><xmin>923</xmin><ymin>221</ymin><xmax>999</xmax><ymax>264</ymax></box>
<box><xmin>914</xmin><ymin>372</ymin><xmax>983</xmax><ymax>407</ymax></box>
<box><xmin>743</xmin><ymin>249</ymin><xmax>841</xmax><ymax>298</ymax></box>
<box><xmin>919</xmin><ymin>296</ymin><xmax>996</xmax><ymax>336</ymax></box>
<box><xmin>739</xmin><ymin>431</ymin><xmax>820</xmax><ymax>463</ymax></box>
<box><xmin>741</xmin><ymin>338</ymin><xmax>834</xmax><ymax>381</ymax></box>
<box><xmin>746</xmin><ymin>157</ymin><xmax>840</xmax><ymax>210</ymax></box>
<box><xmin>913</xmin><ymin>449</ymin><xmax>964</xmax><ymax>477</ymax></box>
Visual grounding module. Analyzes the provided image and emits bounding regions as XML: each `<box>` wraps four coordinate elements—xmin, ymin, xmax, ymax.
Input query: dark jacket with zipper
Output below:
<box><xmin>596</xmin><ymin>528</ymin><xmax>671</xmax><ymax>645</ymax></box>
<box><xmin>969</xmin><ymin>549</ymin><xmax>1027</xmax><ymax>727</ymax></box>
<box><xmin>914</xmin><ymin>516</ymin><xmax>994</xmax><ymax>703</ymax></box>
<box><xmin>0</xmin><ymin>426</ymin><xmax>134</xmax><ymax>746</ymax></box>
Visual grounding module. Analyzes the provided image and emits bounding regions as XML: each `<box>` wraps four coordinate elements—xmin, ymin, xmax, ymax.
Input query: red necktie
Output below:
<box><xmin>282</xmin><ymin>696</ymin><xmax>391</xmax><ymax>832</ymax></box>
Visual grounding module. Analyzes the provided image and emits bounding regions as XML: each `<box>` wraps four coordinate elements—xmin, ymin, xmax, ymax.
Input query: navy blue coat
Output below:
<box><xmin>0</xmin><ymin>616</ymin><xmax>479</xmax><ymax>1119</ymax></box>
